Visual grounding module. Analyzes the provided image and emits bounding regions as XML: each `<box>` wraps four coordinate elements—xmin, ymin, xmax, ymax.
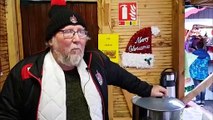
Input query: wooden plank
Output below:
<box><xmin>16</xmin><ymin>0</ymin><xmax>24</xmax><ymax>60</ymax></box>
<box><xmin>172</xmin><ymin>0</ymin><xmax>185</xmax><ymax>99</ymax></box>
<box><xmin>182</xmin><ymin>73</ymin><xmax>213</xmax><ymax>104</ymax></box>
<box><xmin>6</xmin><ymin>0</ymin><xmax>20</xmax><ymax>68</ymax></box>
<box><xmin>0</xmin><ymin>0</ymin><xmax>10</xmax><ymax>90</ymax></box>
<box><xmin>113</xmin><ymin>87</ymin><xmax>131</xmax><ymax>118</ymax></box>
<box><xmin>112</xmin><ymin>117</ymin><xmax>132</xmax><ymax>120</ymax></box>
<box><xmin>108</xmin><ymin>85</ymin><xmax>114</xmax><ymax>120</ymax></box>
<box><xmin>122</xmin><ymin>90</ymin><xmax>134</xmax><ymax>116</ymax></box>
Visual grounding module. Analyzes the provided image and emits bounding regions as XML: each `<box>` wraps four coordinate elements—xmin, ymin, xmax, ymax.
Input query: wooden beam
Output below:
<box><xmin>108</xmin><ymin>86</ymin><xmax>113</xmax><ymax>120</ymax></box>
<box><xmin>112</xmin><ymin>117</ymin><xmax>132</xmax><ymax>120</ymax></box>
<box><xmin>182</xmin><ymin>73</ymin><xmax>213</xmax><ymax>104</ymax></box>
<box><xmin>122</xmin><ymin>89</ymin><xmax>134</xmax><ymax>116</ymax></box>
<box><xmin>15</xmin><ymin>0</ymin><xmax>24</xmax><ymax>60</ymax></box>
<box><xmin>6</xmin><ymin>0</ymin><xmax>20</xmax><ymax>68</ymax></box>
<box><xmin>97</xmin><ymin>0</ymin><xmax>112</xmax><ymax>33</ymax></box>
<box><xmin>172</xmin><ymin>0</ymin><xmax>185</xmax><ymax>99</ymax></box>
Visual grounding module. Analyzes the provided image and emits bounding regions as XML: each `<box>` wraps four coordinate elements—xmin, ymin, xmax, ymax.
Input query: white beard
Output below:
<box><xmin>54</xmin><ymin>49</ymin><xmax>84</xmax><ymax>67</ymax></box>
<box><xmin>51</xmin><ymin>38</ymin><xmax>84</xmax><ymax>67</ymax></box>
<box><xmin>62</xmin><ymin>52</ymin><xmax>83</xmax><ymax>66</ymax></box>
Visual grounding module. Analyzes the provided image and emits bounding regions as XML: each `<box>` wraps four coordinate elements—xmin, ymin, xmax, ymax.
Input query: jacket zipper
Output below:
<box><xmin>28</xmin><ymin>71</ymin><xmax>42</xmax><ymax>120</ymax></box>
<box><xmin>87</xmin><ymin>53</ymin><xmax>106</xmax><ymax>120</ymax></box>
<box><xmin>87</xmin><ymin>68</ymin><xmax>106</xmax><ymax>120</ymax></box>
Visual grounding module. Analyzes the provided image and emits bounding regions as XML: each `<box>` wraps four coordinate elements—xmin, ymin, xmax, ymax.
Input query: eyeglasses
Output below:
<box><xmin>59</xmin><ymin>29</ymin><xmax>88</xmax><ymax>39</ymax></box>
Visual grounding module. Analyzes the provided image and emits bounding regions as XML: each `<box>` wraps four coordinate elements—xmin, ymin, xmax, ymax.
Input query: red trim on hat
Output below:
<box><xmin>51</xmin><ymin>0</ymin><xmax>66</xmax><ymax>6</ymax></box>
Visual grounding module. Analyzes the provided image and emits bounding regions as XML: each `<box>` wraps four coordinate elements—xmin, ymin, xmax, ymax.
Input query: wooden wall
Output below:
<box><xmin>98</xmin><ymin>0</ymin><xmax>179</xmax><ymax>119</ymax></box>
<box><xmin>0</xmin><ymin>0</ymin><xmax>10</xmax><ymax>90</ymax></box>
<box><xmin>112</xmin><ymin>0</ymin><xmax>173</xmax><ymax>84</ymax></box>
<box><xmin>3</xmin><ymin>0</ymin><xmax>184</xmax><ymax>120</ymax></box>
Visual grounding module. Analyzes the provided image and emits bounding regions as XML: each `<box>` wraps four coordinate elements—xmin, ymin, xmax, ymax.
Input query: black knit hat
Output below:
<box><xmin>46</xmin><ymin>0</ymin><xmax>87</xmax><ymax>41</ymax></box>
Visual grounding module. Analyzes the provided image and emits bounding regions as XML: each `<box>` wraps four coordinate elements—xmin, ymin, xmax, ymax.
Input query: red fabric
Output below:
<box><xmin>208</xmin><ymin>46</ymin><xmax>213</xmax><ymax>52</ymax></box>
<box><xmin>125</xmin><ymin>27</ymin><xmax>152</xmax><ymax>54</ymax></box>
<box><xmin>51</xmin><ymin>0</ymin><xmax>66</xmax><ymax>6</ymax></box>
<box><xmin>21</xmin><ymin>64</ymin><xmax>33</xmax><ymax>80</ymax></box>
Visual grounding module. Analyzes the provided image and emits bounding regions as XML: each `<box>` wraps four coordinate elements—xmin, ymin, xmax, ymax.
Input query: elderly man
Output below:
<box><xmin>0</xmin><ymin>0</ymin><xmax>167</xmax><ymax>120</ymax></box>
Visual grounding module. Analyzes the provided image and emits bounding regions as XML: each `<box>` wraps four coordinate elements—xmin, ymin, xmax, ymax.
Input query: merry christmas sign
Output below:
<box><xmin>122</xmin><ymin>26</ymin><xmax>160</xmax><ymax>68</ymax></box>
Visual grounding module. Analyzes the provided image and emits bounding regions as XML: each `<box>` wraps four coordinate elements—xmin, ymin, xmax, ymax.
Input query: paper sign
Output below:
<box><xmin>98</xmin><ymin>34</ymin><xmax>119</xmax><ymax>63</ymax></box>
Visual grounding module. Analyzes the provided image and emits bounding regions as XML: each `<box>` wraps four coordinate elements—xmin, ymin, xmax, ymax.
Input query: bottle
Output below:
<box><xmin>160</xmin><ymin>68</ymin><xmax>176</xmax><ymax>98</ymax></box>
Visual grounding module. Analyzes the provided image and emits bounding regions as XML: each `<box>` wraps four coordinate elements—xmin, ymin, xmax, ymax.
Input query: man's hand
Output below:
<box><xmin>151</xmin><ymin>85</ymin><xmax>167</xmax><ymax>97</ymax></box>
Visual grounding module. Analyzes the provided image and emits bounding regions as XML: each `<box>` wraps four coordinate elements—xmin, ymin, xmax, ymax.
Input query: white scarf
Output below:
<box><xmin>37</xmin><ymin>51</ymin><xmax>102</xmax><ymax>120</ymax></box>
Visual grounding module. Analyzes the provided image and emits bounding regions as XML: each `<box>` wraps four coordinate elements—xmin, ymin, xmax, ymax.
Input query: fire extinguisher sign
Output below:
<box><xmin>118</xmin><ymin>2</ymin><xmax>137</xmax><ymax>26</ymax></box>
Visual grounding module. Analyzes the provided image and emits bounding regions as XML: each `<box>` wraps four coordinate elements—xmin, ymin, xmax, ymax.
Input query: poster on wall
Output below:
<box><xmin>98</xmin><ymin>34</ymin><xmax>119</xmax><ymax>63</ymax></box>
<box><xmin>118</xmin><ymin>2</ymin><xmax>137</xmax><ymax>26</ymax></box>
<box><xmin>122</xmin><ymin>26</ymin><xmax>160</xmax><ymax>68</ymax></box>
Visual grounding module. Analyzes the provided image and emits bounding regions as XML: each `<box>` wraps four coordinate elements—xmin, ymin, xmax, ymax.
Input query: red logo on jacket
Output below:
<box><xmin>21</xmin><ymin>64</ymin><xmax>33</xmax><ymax>80</ymax></box>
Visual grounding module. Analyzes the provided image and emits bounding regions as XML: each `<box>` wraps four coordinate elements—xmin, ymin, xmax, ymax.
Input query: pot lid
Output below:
<box><xmin>132</xmin><ymin>96</ymin><xmax>185</xmax><ymax>112</ymax></box>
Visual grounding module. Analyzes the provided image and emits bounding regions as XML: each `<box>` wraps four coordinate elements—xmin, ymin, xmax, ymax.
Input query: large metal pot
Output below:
<box><xmin>132</xmin><ymin>96</ymin><xmax>185</xmax><ymax>120</ymax></box>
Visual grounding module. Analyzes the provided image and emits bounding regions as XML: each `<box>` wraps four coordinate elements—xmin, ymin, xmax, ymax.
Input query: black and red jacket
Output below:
<box><xmin>0</xmin><ymin>49</ymin><xmax>152</xmax><ymax>120</ymax></box>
